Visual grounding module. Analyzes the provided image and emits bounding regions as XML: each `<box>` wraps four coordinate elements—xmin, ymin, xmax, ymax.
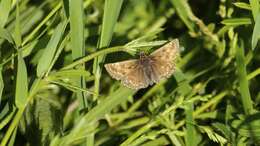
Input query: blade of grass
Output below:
<box><xmin>0</xmin><ymin>0</ymin><xmax>12</xmax><ymax>27</ymax></box>
<box><xmin>36</xmin><ymin>20</ymin><xmax>67</xmax><ymax>77</ymax></box>
<box><xmin>221</xmin><ymin>18</ymin><xmax>252</xmax><ymax>26</ymax></box>
<box><xmin>252</xmin><ymin>12</ymin><xmax>260</xmax><ymax>50</ymax></box>
<box><xmin>14</xmin><ymin>2</ymin><xmax>21</xmax><ymax>47</ymax></box>
<box><xmin>249</xmin><ymin>0</ymin><xmax>259</xmax><ymax>21</ymax></box>
<box><xmin>234</xmin><ymin>2</ymin><xmax>251</xmax><ymax>10</ymax></box>
<box><xmin>0</xmin><ymin>67</ymin><xmax>3</xmax><ymax>106</ymax></box>
<box><xmin>93</xmin><ymin>0</ymin><xmax>123</xmax><ymax>100</ymax></box>
<box><xmin>69</xmin><ymin>0</ymin><xmax>87</xmax><ymax>111</ymax></box>
<box><xmin>185</xmin><ymin>102</ymin><xmax>196</xmax><ymax>146</ymax></box>
<box><xmin>15</xmin><ymin>51</ymin><xmax>28</xmax><ymax>108</ymax></box>
<box><xmin>22</xmin><ymin>2</ymin><xmax>62</xmax><ymax>46</ymax></box>
<box><xmin>235</xmin><ymin>35</ymin><xmax>254</xmax><ymax>115</ymax></box>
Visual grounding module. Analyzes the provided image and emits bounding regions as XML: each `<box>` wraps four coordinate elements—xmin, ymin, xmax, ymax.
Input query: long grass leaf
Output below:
<box><xmin>0</xmin><ymin>0</ymin><xmax>12</xmax><ymax>27</ymax></box>
<box><xmin>15</xmin><ymin>51</ymin><xmax>28</xmax><ymax>108</ymax></box>
<box><xmin>235</xmin><ymin>36</ymin><xmax>254</xmax><ymax>114</ymax></box>
<box><xmin>69</xmin><ymin>0</ymin><xmax>87</xmax><ymax>110</ymax></box>
<box><xmin>252</xmin><ymin>12</ymin><xmax>260</xmax><ymax>50</ymax></box>
<box><xmin>0</xmin><ymin>67</ymin><xmax>3</xmax><ymax>106</ymax></box>
<box><xmin>185</xmin><ymin>102</ymin><xmax>196</xmax><ymax>146</ymax></box>
<box><xmin>36</xmin><ymin>21</ymin><xmax>67</xmax><ymax>77</ymax></box>
<box><xmin>249</xmin><ymin>0</ymin><xmax>260</xmax><ymax>21</ymax></box>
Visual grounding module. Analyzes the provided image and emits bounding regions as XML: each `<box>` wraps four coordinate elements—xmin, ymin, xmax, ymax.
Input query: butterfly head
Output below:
<box><xmin>139</xmin><ymin>51</ymin><xmax>148</xmax><ymax>60</ymax></box>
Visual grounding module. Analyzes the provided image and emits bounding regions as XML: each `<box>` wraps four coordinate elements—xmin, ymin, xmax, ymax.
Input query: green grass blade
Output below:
<box><xmin>0</xmin><ymin>67</ymin><xmax>3</xmax><ymax>106</ymax></box>
<box><xmin>235</xmin><ymin>36</ymin><xmax>254</xmax><ymax>114</ymax></box>
<box><xmin>249</xmin><ymin>0</ymin><xmax>259</xmax><ymax>21</ymax></box>
<box><xmin>0</xmin><ymin>0</ymin><xmax>12</xmax><ymax>27</ymax></box>
<box><xmin>69</xmin><ymin>0</ymin><xmax>87</xmax><ymax>110</ymax></box>
<box><xmin>15</xmin><ymin>51</ymin><xmax>28</xmax><ymax>108</ymax></box>
<box><xmin>252</xmin><ymin>12</ymin><xmax>260</xmax><ymax>50</ymax></box>
<box><xmin>14</xmin><ymin>2</ymin><xmax>21</xmax><ymax>47</ymax></box>
<box><xmin>36</xmin><ymin>21</ymin><xmax>67</xmax><ymax>77</ymax></box>
<box><xmin>93</xmin><ymin>0</ymin><xmax>124</xmax><ymax>99</ymax></box>
<box><xmin>234</xmin><ymin>2</ymin><xmax>251</xmax><ymax>10</ymax></box>
<box><xmin>185</xmin><ymin>102</ymin><xmax>196</xmax><ymax>146</ymax></box>
<box><xmin>221</xmin><ymin>18</ymin><xmax>252</xmax><ymax>26</ymax></box>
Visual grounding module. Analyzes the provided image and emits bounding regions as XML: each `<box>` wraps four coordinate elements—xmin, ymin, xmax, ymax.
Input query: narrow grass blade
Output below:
<box><xmin>0</xmin><ymin>0</ymin><xmax>12</xmax><ymax>27</ymax></box>
<box><xmin>36</xmin><ymin>21</ymin><xmax>67</xmax><ymax>77</ymax></box>
<box><xmin>185</xmin><ymin>102</ymin><xmax>196</xmax><ymax>146</ymax></box>
<box><xmin>0</xmin><ymin>67</ymin><xmax>3</xmax><ymax>106</ymax></box>
<box><xmin>252</xmin><ymin>12</ymin><xmax>260</xmax><ymax>50</ymax></box>
<box><xmin>93</xmin><ymin>0</ymin><xmax>123</xmax><ymax>99</ymax></box>
<box><xmin>14</xmin><ymin>2</ymin><xmax>21</xmax><ymax>47</ymax></box>
<box><xmin>69</xmin><ymin>0</ymin><xmax>87</xmax><ymax>110</ymax></box>
<box><xmin>7</xmin><ymin>127</ymin><xmax>17</xmax><ymax>146</ymax></box>
<box><xmin>221</xmin><ymin>18</ymin><xmax>252</xmax><ymax>26</ymax></box>
<box><xmin>234</xmin><ymin>2</ymin><xmax>251</xmax><ymax>10</ymax></box>
<box><xmin>235</xmin><ymin>38</ymin><xmax>254</xmax><ymax>114</ymax></box>
<box><xmin>15</xmin><ymin>51</ymin><xmax>28</xmax><ymax>108</ymax></box>
<box><xmin>249</xmin><ymin>0</ymin><xmax>259</xmax><ymax>21</ymax></box>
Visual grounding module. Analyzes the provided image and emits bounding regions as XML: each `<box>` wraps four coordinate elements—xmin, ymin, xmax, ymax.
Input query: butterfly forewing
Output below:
<box><xmin>104</xmin><ymin>59</ymin><xmax>138</xmax><ymax>80</ymax></box>
<box><xmin>105</xmin><ymin>60</ymin><xmax>150</xmax><ymax>89</ymax></box>
<box><xmin>149</xmin><ymin>39</ymin><xmax>179</xmax><ymax>81</ymax></box>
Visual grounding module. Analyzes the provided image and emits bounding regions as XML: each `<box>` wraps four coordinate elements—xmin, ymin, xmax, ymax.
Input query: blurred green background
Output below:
<box><xmin>0</xmin><ymin>0</ymin><xmax>260</xmax><ymax>145</ymax></box>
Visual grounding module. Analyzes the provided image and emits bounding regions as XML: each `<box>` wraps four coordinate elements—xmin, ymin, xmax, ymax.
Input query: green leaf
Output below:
<box><xmin>69</xmin><ymin>0</ymin><xmax>87</xmax><ymax>110</ymax></box>
<box><xmin>36</xmin><ymin>21</ymin><xmax>67</xmax><ymax>77</ymax></box>
<box><xmin>14</xmin><ymin>2</ymin><xmax>21</xmax><ymax>46</ymax></box>
<box><xmin>221</xmin><ymin>18</ymin><xmax>252</xmax><ymax>26</ymax></box>
<box><xmin>0</xmin><ymin>0</ymin><xmax>12</xmax><ymax>27</ymax></box>
<box><xmin>235</xmin><ymin>36</ymin><xmax>254</xmax><ymax>114</ymax></box>
<box><xmin>0</xmin><ymin>27</ymin><xmax>14</xmax><ymax>44</ymax></box>
<box><xmin>15</xmin><ymin>51</ymin><xmax>28</xmax><ymax>108</ymax></box>
<box><xmin>0</xmin><ymin>67</ymin><xmax>3</xmax><ymax>106</ymax></box>
<box><xmin>233</xmin><ymin>2</ymin><xmax>251</xmax><ymax>10</ymax></box>
<box><xmin>249</xmin><ymin>0</ymin><xmax>260</xmax><ymax>21</ymax></box>
<box><xmin>185</xmin><ymin>102</ymin><xmax>196</xmax><ymax>146</ymax></box>
<box><xmin>252</xmin><ymin>12</ymin><xmax>260</xmax><ymax>50</ymax></box>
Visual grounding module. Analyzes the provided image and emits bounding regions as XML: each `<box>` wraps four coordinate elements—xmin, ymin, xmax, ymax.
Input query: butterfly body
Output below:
<box><xmin>105</xmin><ymin>39</ymin><xmax>179</xmax><ymax>90</ymax></box>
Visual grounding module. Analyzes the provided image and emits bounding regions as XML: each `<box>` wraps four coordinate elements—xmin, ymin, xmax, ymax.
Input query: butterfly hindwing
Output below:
<box><xmin>122</xmin><ymin>65</ymin><xmax>150</xmax><ymax>89</ymax></box>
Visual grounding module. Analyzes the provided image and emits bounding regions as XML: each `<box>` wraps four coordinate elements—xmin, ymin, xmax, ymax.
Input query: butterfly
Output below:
<box><xmin>105</xmin><ymin>39</ymin><xmax>180</xmax><ymax>90</ymax></box>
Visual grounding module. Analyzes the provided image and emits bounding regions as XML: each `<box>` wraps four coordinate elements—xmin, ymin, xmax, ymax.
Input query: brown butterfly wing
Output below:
<box><xmin>149</xmin><ymin>39</ymin><xmax>179</xmax><ymax>82</ymax></box>
<box><xmin>105</xmin><ymin>60</ymin><xmax>149</xmax><ymax>89</ymax></box>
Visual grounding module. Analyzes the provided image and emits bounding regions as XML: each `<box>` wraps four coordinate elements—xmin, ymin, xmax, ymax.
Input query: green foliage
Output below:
<box><xmin>0</xmin><ymin>0</ymin><xmax>260</xmax><ymax>146</ymax></box>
